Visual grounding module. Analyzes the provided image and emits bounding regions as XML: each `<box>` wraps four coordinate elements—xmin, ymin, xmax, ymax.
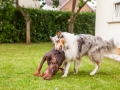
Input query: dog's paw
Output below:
<box><xmin>38</xmin><ymin>74</ymin><xmax>43</xmax><ymax>77</ymax></box>
<box><xmin>74</xmin><ymin>72</ymin><xmax>78</xmax><ymax>74</ymax></box>
<box><xmin>33</xmin><ymin>70</ymin><xmax>41</xmax><ymax>76</ymax></box>
<box><xmin>61</xmin><ymin>75</ymin><xmax>67</xmax><ymax>78</ymax></box>
<box><xmin>90</xmin><ymin>72</ymin><xmax>95</xmax><ymax>76</ymax></box>
<box><xmin>33</xmin><ymin>71</ymin><xmax>39</xmax><ymax>76</ymax></box>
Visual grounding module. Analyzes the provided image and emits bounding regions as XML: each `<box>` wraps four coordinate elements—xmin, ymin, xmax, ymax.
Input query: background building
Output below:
<box><xmin>19</xmin><ymin>0</ymin><xmax>40</xmax><ymax>8</ymax></box>
<box><xmin>40</xmin><ymin>0</ymin><xmax>96</xmax><ymax>12</ymax></box>
<box><xmin>95</xmin><ymin>0</ymin><xmax>120</xmax><ymax>40</ymax></box>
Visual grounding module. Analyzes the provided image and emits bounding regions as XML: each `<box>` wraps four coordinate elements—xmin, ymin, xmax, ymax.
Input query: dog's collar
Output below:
<box><xmin>50</xmin><ymin>62</ymin><xmax>57</xmax><ymax>65</ymax></box>
<box><xmin>59</xmin><ymin>67</ymin><xmax>64</xmax><ymax>71</ymax></box>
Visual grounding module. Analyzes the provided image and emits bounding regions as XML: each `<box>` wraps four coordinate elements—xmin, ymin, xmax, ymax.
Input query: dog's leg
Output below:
<box><xmin>59</xmin><ymin>67</ymin><xmax>64</xmax><ymax>75</ymax></box>
<box><xmin>34</xmin><ymin>56</ymin><xmax>46</xmax><ymax>76</ymax></box>
<box><xmin>34</xmin><ymin>66</ymin><xmax>42</xmax><ymax>76</ymax></box>
<box><xmin>61</xmin><ymin>61</ymin><xmax>72</xmax><ymax>77</ymax></box>
<box><xmin>62</xmin><ymin>62</ymin><xmax>67</xmax><ymax>70</ymax></box>
<box><xmin>88</xmin><ymin>48</ymin><xmax>101</xmax><ymax>75</ymax></box>
<box><xmin>60</xmin><ymin>62</ymin><xmax>67</xmax><ymax>75</ymax></box>
<box><xmin>74</xmin><ymin>59</ymin><xmax>81</xmax><ymax>74</ymax></box>
<box><xmin>90</xmin><ymin>62</ymin><xmax>100</xmax><ymax>75</ymax></box>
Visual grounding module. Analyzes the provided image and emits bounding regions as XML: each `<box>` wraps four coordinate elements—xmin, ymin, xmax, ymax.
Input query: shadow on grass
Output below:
<box><xmin>50</xmin><ymin>70</ymin><xmax>118</xmax><ymax>80</ymax></box>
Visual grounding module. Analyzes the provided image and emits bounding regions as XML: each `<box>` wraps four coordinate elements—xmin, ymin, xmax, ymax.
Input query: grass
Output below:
<box><xmin>0</xmin><ymin>43</ymin><xmax>120</xmax><ymax>90</ymax></box>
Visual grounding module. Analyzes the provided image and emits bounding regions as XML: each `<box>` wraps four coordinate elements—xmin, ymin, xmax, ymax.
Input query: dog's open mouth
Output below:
<box><xmin>59</xmin><ymin>45</ymin><xmax>62</xmax><ymax>52</ymax></box>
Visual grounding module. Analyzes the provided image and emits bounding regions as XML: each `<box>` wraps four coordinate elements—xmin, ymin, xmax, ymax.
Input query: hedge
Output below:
<box><xmin>0</xmin><ymin>8</ymin><xmax>95</xmax><ymax>43</ymax></box>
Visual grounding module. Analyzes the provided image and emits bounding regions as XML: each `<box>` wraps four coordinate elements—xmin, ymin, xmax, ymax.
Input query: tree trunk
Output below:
<box><xmin>68</xmin><ymin>19</ymin><xmax>74</xmax><ymax>33</ymax></box>
<box><xmin>68</xmin><ymin>0</ymin><xmax>76</xmax><ymax>33</ymax></box>
<box><xmin>26</xmin><ymin>20</ymin><xmax>31</xmax><ymax>44</ymax></box>
<box><xmin>68</xmin><ymin>0</ymin><xmax>88</xmax><ymax>33</ymax></box>
<box><xmin>68</xmin><ymin>22</ymin><xmax>74</xmax><ymax>33</ymax></box>
<box><xmin>16</xmin><ymin>0</ymin><xmax>31</xmax><ymax>45</ymax></box>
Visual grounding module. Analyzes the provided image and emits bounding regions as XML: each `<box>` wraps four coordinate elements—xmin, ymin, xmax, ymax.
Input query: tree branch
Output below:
<box><xmin>73</xmin><ymin>0</ymin><xmax>88</xmax><ymax>21</ymax></box>
<box><xmin>16</xmin><ymin>0</ymin><xmax>30</xmax><ymax>21</ymax></box>
<box><xmin>72</xmin><ymin>0</ymin><xmax>76</xmax><ymax>14</ymax></box>
<box><xmin>69</xmin><ymin>0</ymin><xmax>76</xmax><ymax>23</ymax></box>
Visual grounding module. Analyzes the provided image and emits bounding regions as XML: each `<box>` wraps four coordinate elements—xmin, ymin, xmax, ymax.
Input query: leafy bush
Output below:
<box><xmin>74</xmin><ymin>12</ymin><xmax>95</xmax><ymax>35</ymax></box>
<box><xmin>0</xmin><ymin>7</ymin><xmax>95</xmax><ymax>43</ymax></box>
<box><xmin>0</xmin><ymin>1</ymin><xmax>18</xmax><ymax>43</ymax></box>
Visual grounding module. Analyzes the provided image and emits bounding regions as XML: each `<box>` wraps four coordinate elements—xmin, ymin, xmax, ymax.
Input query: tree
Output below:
<box><xmin>16</xmin><ymin>0</ymin><xmax>31</xmax><ymax>45</ymax></box>
<box><xmin>51</xmin><ymin>0</ymin><xmax>91</xmax><ymax>33</ymax></box>
<box><xmin>68</xmin><ymin>0</ymin><xmax>91</xmax><ymax>33</ymax></box>
<box><xmin>0</xmin><ymin>0</ymin><xmax>31</xmax><ymax>44</ymax></box>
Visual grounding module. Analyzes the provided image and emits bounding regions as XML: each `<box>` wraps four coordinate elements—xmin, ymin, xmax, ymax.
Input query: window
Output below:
<box><xmin>113</xmin><ymin>0</ymin><xmax>120</xmax><ymax>22</ymax></box>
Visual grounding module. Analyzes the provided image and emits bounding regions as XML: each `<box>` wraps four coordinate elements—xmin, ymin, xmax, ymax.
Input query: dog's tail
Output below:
<box><xmin>105</xmin><ymin>36</ymin><xmax>120</xmax><ymax>61</ymax></box>
<box><xmin>113</xmin><ymin>36</ymin><xmax>120</xmax><ymax>48</ymax></box>
<box><xmin>107</xmin><ymin>36</ymin><xmax>120</xmax><ymax>52</ymax></box>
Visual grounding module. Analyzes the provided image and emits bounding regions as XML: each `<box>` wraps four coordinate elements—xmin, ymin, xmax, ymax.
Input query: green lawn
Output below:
<box><xmin>0</xmin><ymin>43</ymin><xmax>120</xmax><ymax>90</ymax></box>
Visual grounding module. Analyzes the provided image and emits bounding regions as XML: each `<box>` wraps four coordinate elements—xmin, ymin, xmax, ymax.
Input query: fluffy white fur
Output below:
<box><xmin>114</xmin><ymin>36</ymin><xmax>120</xmax><ymax>48</ymax></box>
<box><xmin>51</xmin><ymin>32</ymin><xmax>120</xmax><ymax>77</ymax></box>
<box><xmin>58</xmin><ymin>32</ymin><xmax>80</xmax><ymax>77</ymax></box>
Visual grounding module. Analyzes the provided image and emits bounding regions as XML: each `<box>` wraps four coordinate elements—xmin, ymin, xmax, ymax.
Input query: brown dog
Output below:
<box><xmin>34</xmin><ymin>47</ymin><xmax>65</xmax><ymax>80</ymax></box>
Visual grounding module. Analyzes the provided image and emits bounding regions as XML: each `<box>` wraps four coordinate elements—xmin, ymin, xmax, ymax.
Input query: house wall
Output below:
<box><xmin>19</xmin><ymin>0</ymin><xmax>40</xmax><ymax>8</ymax></box>
<box><xmin>95</xmin><ymin>0</ymin><xmax>120</xmax><ymax>40</ymax></box>
<box><xmin>60</xmin><ymin>0</ymin><xmax>93</xmax><ymax>12</ymax></box>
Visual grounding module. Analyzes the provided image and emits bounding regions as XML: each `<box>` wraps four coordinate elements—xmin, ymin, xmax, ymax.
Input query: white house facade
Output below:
<box><xmin>19</xmin><ymin>0</ymin><xmax>40</xmax><ymax>8</ymax></box>
<box><xmin>95</xmin><ymin>0</ymin><xmax>120</xmax><ymax>40</ymax></box>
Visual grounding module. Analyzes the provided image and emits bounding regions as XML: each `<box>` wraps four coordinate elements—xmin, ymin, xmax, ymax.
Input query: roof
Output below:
<box><xmin>87</xmin><ymin>0</ymin><xmax>96</xmax><ymax>12</ymax></box>
<box><xmin>40</xmin><ymin>0</ymin><xmax>96</xmax><ymax>11</ymax></box>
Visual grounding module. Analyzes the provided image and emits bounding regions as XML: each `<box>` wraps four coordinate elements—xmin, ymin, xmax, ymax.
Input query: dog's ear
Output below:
<box><xmin>56</xmin><ymin>31</ymin><xmax>61</xmax><ymax>37</ymax></box>
<box><xmin>51</xmin><ymin>54</ymin><xmax>55</xmax><ymax>59</ymax></box>
<box><xmin>50</xmin><ymin>36</ymin><xmax>54</xmax><ymax>42</ymax></box>
<box><xmin>50</xmin><ymin>36</ymin><xmax>52</xmax><ymax>40</ymax></box>
<box><xmin>51</xmin><ymin>54</ymin><xmax>57</xmax><ymax>63</ymax></box>
<box><xmin>46</xmin><ymin>56</ymin><xmax>48</xmax><ymax>61</ymax></box>
<box><xmin>46</xmin><ymin>56</ymin><xmax>51</xmax><ymax>64</ymax></box>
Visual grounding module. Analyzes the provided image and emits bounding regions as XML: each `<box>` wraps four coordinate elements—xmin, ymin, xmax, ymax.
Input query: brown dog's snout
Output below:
<box><xmin>40</xmin><ymin>69</ymin><xmax>52</xmax><ymax>80</ymax></box>
<box><xmin>42</xmin><ymin>73</ymin><xmax>52</xmax><ymax>80</ymax></box>
<box><xmin>43</xmin><ymin>76</ymin><xmax>51</xmax><ymax>80</ymax></box>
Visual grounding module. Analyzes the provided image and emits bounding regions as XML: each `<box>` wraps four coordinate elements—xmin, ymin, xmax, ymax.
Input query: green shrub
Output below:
<box><xmin>0</xmin><ymin>7</ymin><xmax>95</xmax><ymax>43</ymax></box>
<box><xmin>74</xmin><ymin>12</ymin><xmax>95</xmax><ymax>35</ymax></box>
<box><xmin>0</xmin><ymin>1</ymin><xmax>18</xmax><ymax>43</ymax></box>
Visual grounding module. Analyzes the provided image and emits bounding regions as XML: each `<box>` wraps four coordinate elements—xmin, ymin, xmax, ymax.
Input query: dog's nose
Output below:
<box><xmin>44</xmin><ymin>77</ymin><xmax>51</xmax><ymax>80</ymax></box>
<box><xmin>42</xmin><ymin>73</ymin><xmax>51</xmax><ymax>80</ymax></box>
<box><xmin>43</xmin><ymin>75</ymin><xmax>51</xmax><ymax>80</ymax></box>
